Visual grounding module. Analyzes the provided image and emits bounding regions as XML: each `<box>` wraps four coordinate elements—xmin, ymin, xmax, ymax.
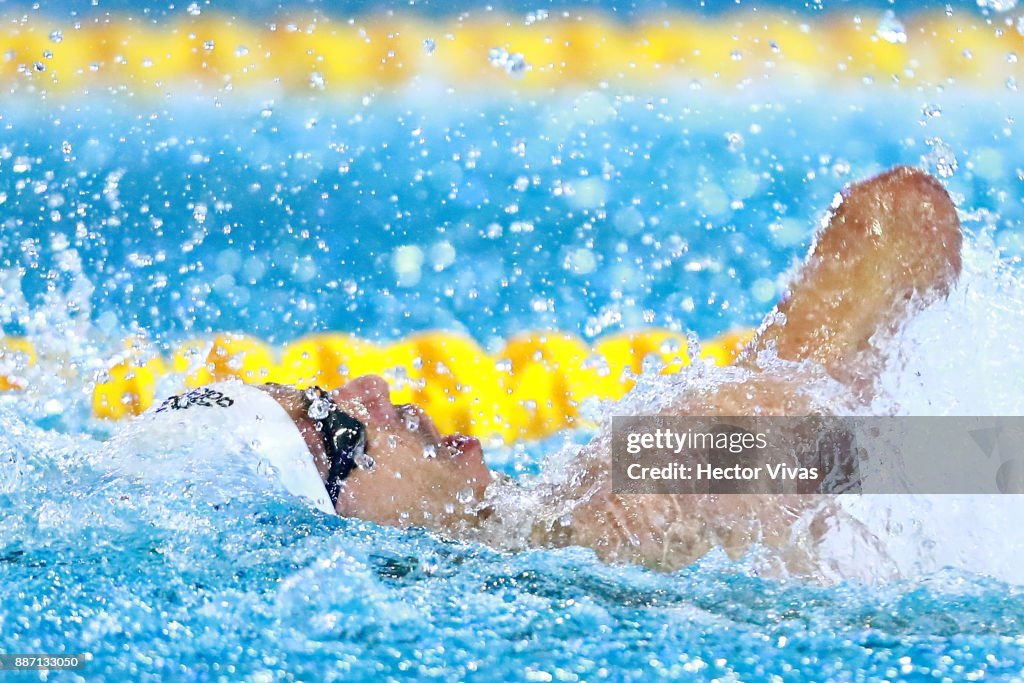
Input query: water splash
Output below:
<box><xmin>923</xmin><ymin>137</ymin><xmax>958</xmax><ymax>178</ymax></box>
<box><xmin>488</xmin><ymin>47</ymin><xmax>529</xmax><ymax>78</ymax></box>
<box><xmin>876</xmin><ymin>10</ymin><xmax>908</xmax><ymax>45</ymax></box>
<box><xmin>977</xmin><ymin>0</ymin><xmax>1018</xmax><ymax>12</ymax></box>
<box><xmin>482</xmin><ymin>231</ymin><xmax>1024</xmax><ymax>585</ymax></box>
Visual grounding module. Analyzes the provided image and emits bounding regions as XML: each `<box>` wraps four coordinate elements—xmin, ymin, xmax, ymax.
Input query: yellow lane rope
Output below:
<box><xmin>1</xmin><ymin>11</ymin><xmax>1021</xmax><ymax>93</ymax></box>
<box><xmin>1</xmin><ymin>328</ymin><xmax>753</xmax><ymax>441</ymax></box>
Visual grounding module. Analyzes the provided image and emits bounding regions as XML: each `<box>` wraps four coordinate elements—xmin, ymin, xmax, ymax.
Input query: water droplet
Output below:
<box><xmin>393</xmin><ymin>245</ymin><xmax>424</xmax><ymax>288</ymax></box>
<box><xmin>202</xmin><ymin>40</ymin><xmax>215</xmax><ymax>52</ymax></box>
<box><xmin>505</xmin><ymin>53</ymin><xmax>528</xmax><ymax>78</ymax></box>
<box><xmin>921</xmin><ymin>103</ymin><xmax>942</xmax><ymax>119</ymax></box>
<box><xmin>235</xmin><ymin>45</ymin><xmax>249</xmax><ymax>58</ymax></box>
<box><xmin>309</xmin><ymin>71</ymin><xmax>325</xmax><ymax>90</ymax></box>
<box><xmin>752</xmin><ymin>278</ymin><xmax>776</xmax><ymax>303</ymax></box>
<box><xmin>49</xmin><ymin>30</ymin><xmax>63</xmax><ymax>43</ymax></box>
<box><xmin>488</xmin><ymin>47</ymin><xmax>528</xmax><ymax>78</ymax></box>
<box><xmin>565</xmin><ymin>248</ymin><xmax>597</xmax><ymax>275</ymax></box>
<box><xmin>354</xmin><ymin>450</ymin><xmax>375</xmax><ymax>470</ymax></box>
<box><xmin>422</xmin><ymin>444</ymin><xmax>437</xmax><ymax>459</ymax></box>
<box><xmin>307</xmin><ymin>397</ymin><xmax>330</xmax><ymax>420</ymax></box>
<box><xmin>525</xmin><ymin>9</ymin><xmax>549</xmax><ymax>25</ymax></box>
<box><xmin>423</xmin><ymin>38</ymin><xmax>436</xmax><ymax>55</ymax></box>
<box><xmin>387</xmin><ymin>435</ymin><xmax>398</xmax><ymax>449</ymax></box>
<box><xmin>488</xmin><ymin>47</ymin><xmax>508</xmax><ymax>67</ymax></box>
<box><xmin>403</xmin><ymin>410</ymin><xmax>420</xmax><ymax>432</ymax></box>
<box><xmin>641</xmin><ymin>354</ymin><xmax>663</xmax><ymax>377</ymax></box>
<box><xmin>1017</xmin><ymin>16</ymin><xmax>1024</xmax><ymax>35</ymax></box>
<box><xmin>33</xmin><ymin>61</ymin><xmax>45</xmax><ymax>72</ymax></box>
<box><xmin>923</xmin><ymin>137</ymin><xmax>958</xmax><ymax>178</ymax></box>
<box><xmin>192</xmin><ymin>203</ymin><xmax>208</xmax><ymax>224</ymax></box>
<box><xmin>187</xmin><ymin>2</ymin><xmax>201</xmax><ymax>15</ymax></box>
<box><xmin>456</xmin><ymin>487</ymin><xmax>476</xmax><ymax>504</ymax></box>
<box><xmin>876</xmin><ymin>10</ymin><xmax>907</xmax><ymax>44</ymax></box>
<box><xmin>977</xmin><ymin>0</ymin><xmax>1017</xmax><ymax>11</ymax></box>
<box><xmin>725</xmin><ymin>131</ymin><xmax>744</xmax><ymax>153</ymax></box>
<box><xmin>686</xmin><ymin>332</ymin><xmax>702</xmax><ymax>366</ymax></box>
<box><xmin>61</xmin><ymin>140</ymin><xmax>72</xmax><ymax>155</ymax></box>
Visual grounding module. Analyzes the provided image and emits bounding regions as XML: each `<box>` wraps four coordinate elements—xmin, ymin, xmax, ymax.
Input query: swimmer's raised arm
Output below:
<box><xmin>516</xmin><ymin>166</ymin><xmax>964</xmax><ymax>570</ymax></box>
<box><xmin>742</xmin><ymin>166</ymin><xmax>962</xmax><ymax>394</ymax></box>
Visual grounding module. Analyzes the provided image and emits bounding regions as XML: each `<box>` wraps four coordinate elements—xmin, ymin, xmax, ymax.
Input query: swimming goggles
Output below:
<box><xmin>306</xmin><ymin>386</ymin><xmax>368</xmax><ymax>506</ymax></box>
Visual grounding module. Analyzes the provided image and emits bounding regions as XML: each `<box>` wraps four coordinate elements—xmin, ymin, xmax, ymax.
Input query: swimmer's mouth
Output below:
<box><xmin>306</xmin><ymin>386</ymin><xmax>369</xmax><ymax>507</ymax></box>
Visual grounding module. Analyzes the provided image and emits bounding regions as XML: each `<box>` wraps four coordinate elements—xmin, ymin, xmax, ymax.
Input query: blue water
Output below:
<box><xmin>4</xmin><ymin>418</ymin><xmax>1024</xmax><ymax>681</ymax></box>
<box><xmin>3</xmin><ymin>14</ymin><xmax>1024</xmax><ymax>681</ymax></box>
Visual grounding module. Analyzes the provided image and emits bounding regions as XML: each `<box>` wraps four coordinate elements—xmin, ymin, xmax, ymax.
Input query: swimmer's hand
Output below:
<box><xmin>743</xmin><ymin>165</ymin><xmax>962</xmax><ymax>396</ymax></box>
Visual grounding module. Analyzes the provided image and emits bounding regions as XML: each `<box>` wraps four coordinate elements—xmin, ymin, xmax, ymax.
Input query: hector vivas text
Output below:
<box><xmin>610</xmin><ymin>416</ymin><xmax>845</xmax><ymax>495</ymax></box>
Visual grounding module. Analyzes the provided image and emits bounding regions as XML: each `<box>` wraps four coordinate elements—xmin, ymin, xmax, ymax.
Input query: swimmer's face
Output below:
<box><xmin>326</xmin><ymin>375</ymin><xmax>492</xmax><ymax>532</ymax></box>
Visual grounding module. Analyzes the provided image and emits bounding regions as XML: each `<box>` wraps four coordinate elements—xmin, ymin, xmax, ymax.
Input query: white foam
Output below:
<box><xmin>839</xmin><ymin>232</ymin><xmax>1024</xmax><ymax>583</ymax></box>
<box><xmin>872</xmin><ymin>231</ymin><xmax>1024</xmax><ymax>417</ymax></box>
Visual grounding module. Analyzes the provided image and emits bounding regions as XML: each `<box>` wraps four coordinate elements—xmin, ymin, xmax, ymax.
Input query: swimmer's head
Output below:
<box><xmin>325</xmin><ymin>375</ymin><xmax>492</xmax><ymax>532</ymax></box>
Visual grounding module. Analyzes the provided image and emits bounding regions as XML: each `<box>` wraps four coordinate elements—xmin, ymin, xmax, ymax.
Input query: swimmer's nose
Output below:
<box><xmin>442</xmin><ymin>434</ymin><xmax>483</xmax><ymax>463</ymax></box>
<box><xmin>330</xmin><ymin>375</ymin><xmax>396</xmax><ymax>424</ymax></box>
<box><xmin>396</xmin><ymin>403</ymin><xmax>443</xmax><ymax>444</ymax></box>
<box><xmin>441</xmin><ymin>434</ymin><xmax>491</xmax><ymax>492</ymax></box>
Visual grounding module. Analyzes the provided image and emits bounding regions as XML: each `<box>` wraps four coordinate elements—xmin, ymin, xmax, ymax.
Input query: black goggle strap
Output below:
<box><xmin>310</xmin><ymin>386</ymin><xmax>368</xmax><ymax>507</ymax></box>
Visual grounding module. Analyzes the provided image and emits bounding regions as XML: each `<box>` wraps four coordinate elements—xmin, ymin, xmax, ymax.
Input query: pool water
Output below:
<box><xmin>4</xmin><ymin>416</ymin><xmax>1024</xmax><ymax>680</ymax></box>
<box><xmin>3</xmin><ymin>10</ymin><xmax>1024</xmax><ymax>681</ymax></box>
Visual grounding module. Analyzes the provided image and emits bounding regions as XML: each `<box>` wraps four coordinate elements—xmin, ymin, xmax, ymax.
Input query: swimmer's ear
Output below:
<box><xmin>744</xmin><ymin>166</ymin><xmax>962</xmax><ymax>393</ymax></box>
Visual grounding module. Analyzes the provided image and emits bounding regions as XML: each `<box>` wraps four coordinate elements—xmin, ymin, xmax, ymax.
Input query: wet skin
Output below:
<box><xmin>261</xmin><ymin>166</ymin><xmax>963</xmax><ymax>570</ymax></box>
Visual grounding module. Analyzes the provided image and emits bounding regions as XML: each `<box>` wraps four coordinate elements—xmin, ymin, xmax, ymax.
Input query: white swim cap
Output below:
<box><xmin>126</xmin><ymin>380</ymin><xmax>335</xmax><ymax>514</ymax></box>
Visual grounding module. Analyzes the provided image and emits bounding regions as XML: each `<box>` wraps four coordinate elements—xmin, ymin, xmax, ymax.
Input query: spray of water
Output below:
<box><xmin>480</xmin><ymin>229</ymin><xmax>1024</xmax><ymax>584</ymax></box>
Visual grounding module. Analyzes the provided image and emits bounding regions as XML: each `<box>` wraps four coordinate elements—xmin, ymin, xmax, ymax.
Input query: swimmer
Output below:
<box><xmin>132</xmin><ymin>166</ymin><xmax>962</xmax><ymax>573</ymax></box>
